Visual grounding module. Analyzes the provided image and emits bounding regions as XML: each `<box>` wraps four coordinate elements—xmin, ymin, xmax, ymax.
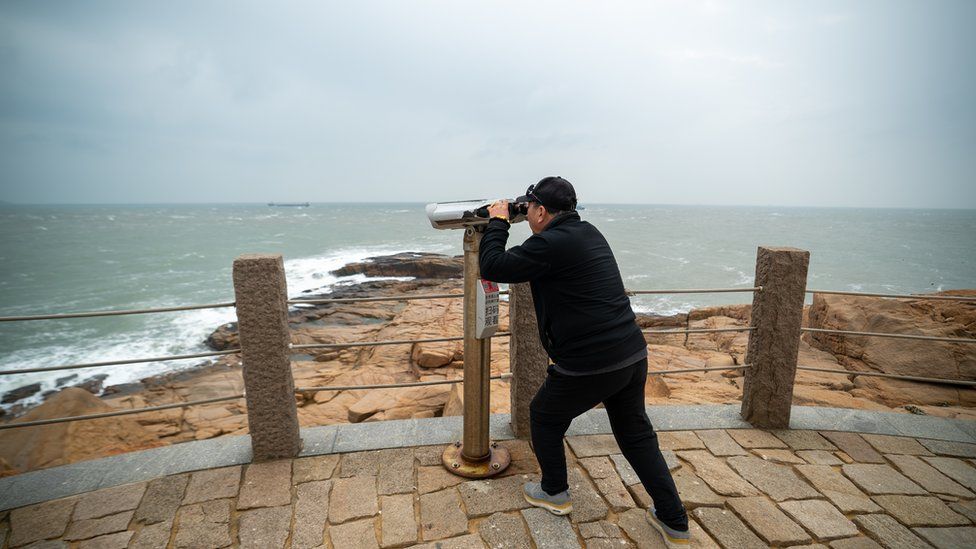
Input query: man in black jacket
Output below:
<box><xmin>480</xmin><ymin>177</ymin><xmax>689</xmax><ymax>546</ymax></box>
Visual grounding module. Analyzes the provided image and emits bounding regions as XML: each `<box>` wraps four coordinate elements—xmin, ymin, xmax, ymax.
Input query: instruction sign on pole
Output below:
<box><xmin>476</xmin><ymin>279</ymin><xmax>499</xmax><ymax>339</ymax></box>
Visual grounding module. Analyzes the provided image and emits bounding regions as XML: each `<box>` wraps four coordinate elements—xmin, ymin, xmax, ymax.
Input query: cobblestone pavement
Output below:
<box><xmin>3</xmin><ymin>429</ymin><xmax>976</xmax><ymax>548</ymax></box>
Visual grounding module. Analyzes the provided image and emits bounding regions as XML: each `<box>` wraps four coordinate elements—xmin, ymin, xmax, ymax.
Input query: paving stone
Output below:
<box><xmin>415</xmin><ymin>445</ymin><xmax>444</xmax><ymax>466</ymax></box>
<box><xmin>828</xmin><ymin>537</ymin><xmax>883</xmax><ymax>549</ymax></box>
<box><xmin>918</xmin><ymin>439</ymin><xmax>976</xmax><ymax>458</ymax></box>
<box><xmin>795</xmin><ymin>465</ymin><xmax>881</xmax><ymax>514</ymax></box>
<box><xmin>627</xmin><ymin>483</ymin><xmax>652</xmax><ymax>509</ymax></box>
<box><xmin>611</xmin><ymin>454</ymin><xmax>641</xmax><ymax>486</ymax></box>
<box><xmin>675</xmin><ymin>450</ymin><xmax>758</xmax><ymax>496</ymax></box>
<box><xmin>64</xmin><ymin>510</ymin><xmax>134</xmax><ymax>541</ymax></box>
<box><xmin>568</xmin><ymin>466</ymin><xmax>610</xmax><ymax>523</ymax></box>
<box><xmin>238</xmin><ymin>505</ymin><xmax>291</xmax><ymax>549</ymax></box>
<box><xmin>74</xmin><ymin>483</ymin><xmax>147</xmax><ymax>521</ymax></box>
<box><xmin>183</xmin><ymin>466</ymin><xmax>242</xmax><ymax>504</ymax></box>
<box><xmin>17</xmin><ymin>541</ymin><xmax>69</xmax><ymax>549</ymax></box>
<box><xmin>821</xmin><ymin>432</ymin><xmax>885</xmax><ymax>463</ymax></box>
<box><xmin>420</xmin><ymin>488</ymin><xmax>468</xmax><ymax>540</ymax></box>
<box><xmin>521</xmin><ymin>507</ymin><xmax>581</xmax><ymax>549</ymax></box>
<box><xmin>752</xmin><ymin>448</ymin><xmax>806</xmax><ymax>464</ymax></box>
<box><xmin>412</xmin><ymin>532</ymin><xmax>487</xmax><ymax>548</ymax></box>
<box><xmin>853</xmin><ymin>514</ymin><xmax>933</xmax><ymax>549</ymax></box>
<box><xmin>948</xmin><ymin>499</ymin><xmax>976</xmax><ymax>522</ymax></box>
<box><xmin>329</xmin><ymin>476</ymin><xmax>379</xmax><ymax>524</ymax></box>
<box><xmin>585</xmin><ymin>537</ymin><xmax>634</xmax><ymax>548</ymax></box>
<box><xmin>174</xmin><ymin>499</ymin><xmax>232</xmax><ymax>549</ymax></box>
<box><xmin>686</xmin><ymin>517</ymin><xmax>721</xmax><ymax>549</ymax></box>
<box><xmin>921</xmin><ymin>456</ymin><xmax>976</xmax><ymax>491</ymax></box>
<box><xmin>696</xmin><ymin>430</ymin><xmax>748</xmax><ymax>456</ymax></box>
<box><xmin>292</xmin><ymin>480</ymin><xmax>332</xmax><ymax>549</ymax></box>
<box><xmin>727</xmin><ymin>497</ymin><xmax>811</xmax><ymax>545</ymax></box>
<box><xmin>237</xmin><ymin>459</ymin><xmax>293</xmax><ymax>510</ymax></box>
<box><xmin>135</xmin><ymin>474</ymin><xmax>188</xmax><ymax>525</ymax></box>
<box><xmin>771</xmin><ymin>430</ymin><xmax>837</xmax><ymax>450</ymax></box>
<box><xmin>578</xmin><ymin>519</ymin><xmax>623</xmax><ymax>540</ymax></box>
<box><xmin>340</xmin><ymin>449</ymin><xmax>387</xmax><ymax>476</ymax></box>
<box><xmin>672</xmin><ymin>470</ymin><xmax>725</xmax><ymax>508</ymax></box>
<box><xmin>861</xmin><ymin>434</ymin><xmax>933</xmax><ymax>456</ymax></box>
<box><xmin>842</xmin><ymin>464</ymin><xmax>928</xmax><ymax>495</ymax></box>
<box><xmin>593</xmin><ymin>474</ymin><xmax>636</xmax><ymax>512</ymax></box>
<box><xmin>798</xmin><ymin>450</ymin><xmax>845</xmax><ymax>465</ymax></box>
<box><xmin>886</xmin><ymin>454</ymin><xmax>974</xmax><ymax>498</ymax></box>
<box><xmin>726</xmin><ymin>455</ymin><xmax>820</xmax><ymax>501</ymax></box>
<box><xmin>615</xmin><ymin>508</ymin><xmax>665</xmax><ymax>549</ymax></box>
<box><xmin>293</xmin><ymin>454</ymin><xmax>340</xmax><ymax>484</ymax></box>
<box><xmin>778</xmin><ymin>500</ymin><xmax>858</xmax><ymax>541</ymax></box>
<box><xmin>378</xmin><ymin>448</ymin><xmax>416</xmax><ymax>495</ymax></box>
<box><xmin>785</xmin><ymin>545</ymin><xmax>828</xmax><ymax>549</ymax></box>
<box><xmin>76</xmin><ymin>531</ymin><xmax>133</xmax><ymax>549</ymax></box>
<box><xmin>662</xmin><ymin>450</ymin><xmax>681</xmax><ymax>472</ymax></box>
<box><xmin>9</xmin><ymin>498</ymin><xmax>76</xmax><ymax>547</ymax></box>
<box><xmin>913</xmin><ymin>526</ymin><xmax>976</xmax><ymax>549</ymax></box>
<box><xmin>872</xmin><ymin>496</ymin><xmax>970</xmax><ymax>527</ymax></box>
<box><xmin>329</xmin><ymin>517</ymin><xmax>378</xmax><ymax>549</ymax></box>
<box><xmin>128</xmin><ymin>520</ymin><xmax>173</xmax><ymax>549</ymax></box>
<box><xmin>458</xmin><ymin>474</ymin><xmax>531</xmax><ymax>517</ymax></box>
<box><xmin>657</xmin><ymin>431</ymin><xmax>705</xmax><ymax>450</ymax></box>
<box><xmin>380</xmin><ymin>494</ymin><xmax>417</xmax><ymax>548</ymax></box>
<box><xmin>567</xmin><ymin>435</ymin><xmax>620</xmax><ymax>457</ymax></box>
<box><xmin>692</xmin><ymin>507</ymin><xmax>766</xmax><ymax>549</ymax></box>
<box><xmin>580</xmin><ymin>457</ymin><xmax>617</xmax><ymax>479</ymax></box>
<box><xmin>478</xmin><ymin>512</ymin><xmax>532</xmax><ymax>549</ymax></box>
<box><xmin>418</xmin><ymin>465</ymin><xmax>465</xmax><ymax>494</ymax></box>
<box><xmin>727</xmin><ymin>428</ymin><xmax>789</xmax><ymax>449</ymax></box>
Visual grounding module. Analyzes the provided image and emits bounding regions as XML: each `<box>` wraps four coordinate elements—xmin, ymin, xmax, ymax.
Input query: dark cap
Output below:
<box><xmin>515</xmin><ymin>176</ymin><xmax>578</xmax><ymax>211</ymax></box>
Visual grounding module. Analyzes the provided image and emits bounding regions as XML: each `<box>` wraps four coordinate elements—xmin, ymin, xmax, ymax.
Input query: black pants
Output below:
<box><xmin>529</xmin><ymin>358</ymin><xmax>688</xmax><ymax>531</ymax></box>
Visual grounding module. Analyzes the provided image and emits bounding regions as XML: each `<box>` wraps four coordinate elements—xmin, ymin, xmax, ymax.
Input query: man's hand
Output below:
<box><xmin>488</xmin><ymin>199</ymin><xmax>509</xmax><ymax>220</ymax></box>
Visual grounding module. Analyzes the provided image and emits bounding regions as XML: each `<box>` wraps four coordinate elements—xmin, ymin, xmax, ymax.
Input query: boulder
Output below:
<box><xmin>347</xmin><ymin>384</ymin><xmax>452</xmax><ymax>422</ymax></box>
<box><xmin>331</xmin><ymin>252</ymin><xmax>463</xmax><ymax>279</ymax></box>
<box><xmin>412</xmin><ymin>341</ymin><xmax>462</xmax><ymax>369</ymax></box>
<box><xmin>1</xmin><ymin>382</ymin><xmax>41</xmax><ymax>404</ymax></box>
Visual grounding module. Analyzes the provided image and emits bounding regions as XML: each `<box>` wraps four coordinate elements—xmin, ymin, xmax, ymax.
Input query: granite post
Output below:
<box><xmin>509</xmin><ymin>283</ymin><xmax>549</xmax><ymax>438</ymax></box>
<box><xmin>740</xmin><ymin>246</ymin><xmax>810</xmax><ymax>429</ymax></box>
<box><xmin>232</xmin><ymin>254</ymin><xmax>302</xmax><ymax>460</ymax></box>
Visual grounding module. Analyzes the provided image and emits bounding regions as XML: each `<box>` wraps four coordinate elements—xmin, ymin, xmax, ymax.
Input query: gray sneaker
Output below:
<box><xmin>646</xmin><ymin>508</ymin><xmax>690</xmax><ymax>548</ymax></box>
<box><xmin>522</xmin><ymin>482</ymin><xmax>572</xmax><ymax>515</ymax></box>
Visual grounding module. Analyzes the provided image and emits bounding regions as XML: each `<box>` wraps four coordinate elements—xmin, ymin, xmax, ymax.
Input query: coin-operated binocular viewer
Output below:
<box><xmin>425</xmin><ymin>200</ymin><xmax>526</xmax><ymax>477</ymax></box>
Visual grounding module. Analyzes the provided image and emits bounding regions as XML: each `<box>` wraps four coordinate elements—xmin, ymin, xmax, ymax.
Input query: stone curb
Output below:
<box><xmin>1</xmin><ymin>404</ymin><xmax>972</xmax><ymax>512</ymax></box>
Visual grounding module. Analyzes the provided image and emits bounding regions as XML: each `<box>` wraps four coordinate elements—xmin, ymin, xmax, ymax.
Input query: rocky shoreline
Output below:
<box><xmin>1</xmin><ymin>252</ymin><xmax>973</xmax><ymax>477</ymax></box>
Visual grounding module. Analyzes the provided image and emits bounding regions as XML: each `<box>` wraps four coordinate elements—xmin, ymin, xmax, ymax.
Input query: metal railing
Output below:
<box><xmin>806</xmin><ymin>289</ymin><xmax>976</xmax><ymax>302</ymax></box>
<box><xmin>0</xmin><ymin>301</ymin><xmax>237</xmax><ymax>322</ymax></box>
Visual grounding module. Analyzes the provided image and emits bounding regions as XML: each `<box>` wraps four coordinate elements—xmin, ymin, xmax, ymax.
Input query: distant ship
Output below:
<box><xmin>267</xmin><ymin>202</ymin><xmax>310</xmax><ymax>207</ymax></box>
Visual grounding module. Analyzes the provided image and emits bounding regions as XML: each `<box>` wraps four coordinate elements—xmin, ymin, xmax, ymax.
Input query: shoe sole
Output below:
<box><xmin>523</xmin><ymin>492</ymin><xmax>573</xmax><ymax>516</ymax></box>
<box><xmin>647</xmin><ymin>513</ymin><xmax>690</xmax><ymax>548</ymax></box>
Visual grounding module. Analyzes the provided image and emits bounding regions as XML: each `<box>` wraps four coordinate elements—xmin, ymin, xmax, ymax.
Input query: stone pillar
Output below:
<box><xmin>509</xmin><ymin>283</ymin><xmax>549</xmax><ymax>438</ymax></box>
<box><xmin>740</xmin><ymin>247</ymin><xmax>810</xmax><ymax>429</ymax></box>
<box><xmin>233</xmin><ymin>254</ymin><xmax>302</xmax><ymax>460</ymax></box>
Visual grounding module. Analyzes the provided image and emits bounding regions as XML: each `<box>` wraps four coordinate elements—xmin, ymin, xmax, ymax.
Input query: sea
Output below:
<box><xmin>1</xmin><ymin>203</ymin><xmax>974</xmax><ymax>412</ymax></box>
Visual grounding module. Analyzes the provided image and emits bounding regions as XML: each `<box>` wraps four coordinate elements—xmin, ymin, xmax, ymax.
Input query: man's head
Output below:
<box><xmin>516</xmin><ymin>176</ymin><xmax>578</xmax><ymax>234</ymax></box>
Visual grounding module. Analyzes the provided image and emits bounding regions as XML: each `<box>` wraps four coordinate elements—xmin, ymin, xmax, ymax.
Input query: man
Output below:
<box><xmin>479</xmin><ymin>176</ymin><xmax>690</xmax><ymax>547</ymax></box>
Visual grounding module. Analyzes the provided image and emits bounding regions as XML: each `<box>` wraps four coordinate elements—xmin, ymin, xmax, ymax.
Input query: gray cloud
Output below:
<box><xmin>0</xmin><ymin>0</ymin><xmax>973</xmax><ymax>207</ymax></box>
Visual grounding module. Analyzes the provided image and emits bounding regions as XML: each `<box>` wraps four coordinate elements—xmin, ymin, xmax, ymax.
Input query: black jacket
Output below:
<box><xmin>479</xmin><ymin>212</ymin><xmax>647</xmax><ymax>373</ymax></box>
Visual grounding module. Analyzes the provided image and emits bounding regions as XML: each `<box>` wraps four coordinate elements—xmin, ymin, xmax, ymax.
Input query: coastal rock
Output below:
<box><xmin>206</xmin><ymin>322</ymin><xmax>239</xmax><ymax>351</ymax></box>
<box><xmin>0</xmin><ymin>388</ymin><xmax>161</xmax><ymax>472</ymax></box>
<box><xmin>2</xmin><ymin>382</ymin><xmax>41</xmax><ymax>404</ymax></box>
<box><xmin>411</xmin><ymin>341</ymin><xmax>462</xmax><ymax>369</ymax></box>
<box><xmin>331</xmin><ymin>252</ymin><xmax>463</xmax><ymax>279</ymax></box>
<box><xmin>805</xmin><ymin>291</ymin><xmax>976</xmax><ymax>406</ymax></box>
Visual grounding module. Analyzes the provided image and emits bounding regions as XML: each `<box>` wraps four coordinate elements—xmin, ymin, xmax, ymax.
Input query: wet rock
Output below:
<box><xmin>2</xmin><ymin>382</ymin><xmax>41</xmax><ymax>404</ymax></box>
<box><xmin>331</xmin><ymin>252</ymin><xmax>463</xmax><ymax>279</ymax></box>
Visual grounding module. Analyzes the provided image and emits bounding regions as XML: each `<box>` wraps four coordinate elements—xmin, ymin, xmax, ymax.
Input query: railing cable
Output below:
<box><xmin>796</xmin><ymin>365</ymin><xmax>976</xmax><ymax>387</ymax></box>
<box><xmin>643</xmin><ymin>327</ymin><xmax>754</xmax><ymax>335</ymax></box>
<box><xmin>806</xmin><ymin>290</ymin><xmax>976</xmax><ymax>302</ymax></box>
<box><xmin>291</xmin><ymin>333</ymin><xmax>510</xmax><ymax>351</ymax></box>
<box><xmin>0</xmin><ymin>302</ymin><xmax>237</xmax><ymax>322</ymax></box>
<box><xmin>628</xmin><ymin>287</ymin><xmax>762</xmax><ymax>295</ymax></box>
<box><xmin>0</xmin><ymin>349</ymin><xmax>241</xmax><ymax>377</ymax></box>
<box><xmin>801</xmin><ymin>327</ymin><xmax>976</xmax><ymax>345</ymax></box>
<box><xmin>0</xmin><ymin>394</ymin><xmax>245</xmax><ymax>430</ymax></box>
<box><xmin>295</xmin><ymin>372</ymin><xmax>513</xmax><ymax>393</ymax></box>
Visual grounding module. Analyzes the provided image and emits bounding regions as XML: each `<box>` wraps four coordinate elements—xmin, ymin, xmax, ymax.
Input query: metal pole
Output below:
<box><xmin>462</xmin><ymin>226</ymin><xmax>491</xmax><ymax>461</ymax></box>
<box><xmin>442</xmin><ymin>225</ymin><xmax>510</xmax><ymax>477</ymax></box>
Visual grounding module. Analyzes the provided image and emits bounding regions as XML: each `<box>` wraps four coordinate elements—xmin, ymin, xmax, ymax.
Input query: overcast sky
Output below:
<box><xmin>0</xmin><ymin>1</ymin><xmax>973</xmax><ymax>208</ymax></box>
